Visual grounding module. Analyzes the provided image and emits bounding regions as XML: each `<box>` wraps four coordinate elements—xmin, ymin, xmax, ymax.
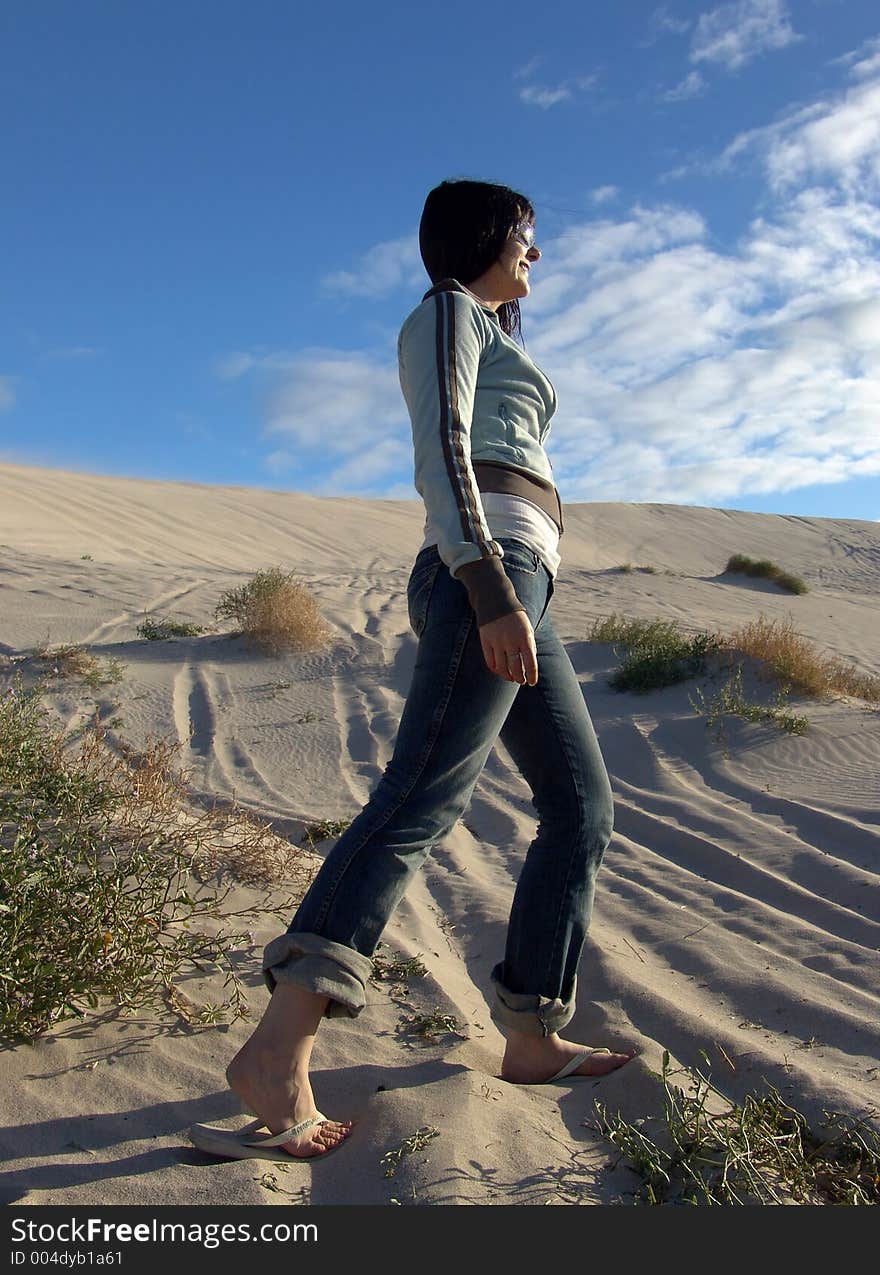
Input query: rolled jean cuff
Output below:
<box><xmin>262</xmin><ymin>931</ymin><xmax>374</xmax><ymax>1020</ymax></box>
<box><xmin>489</xmin><ymin>964</ymin><xmax>576</xmax><ymax>1038</ymax></box>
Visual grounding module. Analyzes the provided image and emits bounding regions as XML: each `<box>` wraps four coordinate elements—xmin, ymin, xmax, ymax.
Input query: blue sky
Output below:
<box><xmin>3</xmin><ymin>0</ymin><xmax>879</xmax><ymax>521</ymax></box>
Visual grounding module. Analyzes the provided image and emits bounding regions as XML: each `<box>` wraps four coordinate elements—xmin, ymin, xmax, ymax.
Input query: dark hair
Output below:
<box><xmin>418</xmin><ymin>178</ymin><xmax>535</xmax><ymax>345</ymax></box>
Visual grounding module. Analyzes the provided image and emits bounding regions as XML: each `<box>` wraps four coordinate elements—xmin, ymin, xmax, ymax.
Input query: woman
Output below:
<box><xmin>191</xmin><ymin>178</ymin><xmax>634</xmax><ymax>1162</ymax></box>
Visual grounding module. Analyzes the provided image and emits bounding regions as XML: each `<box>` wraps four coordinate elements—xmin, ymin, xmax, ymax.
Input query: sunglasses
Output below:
<box><xmin>512</xmin><ymin>221</ymin><xmax>536</xmax><ymax>250</ymax></box>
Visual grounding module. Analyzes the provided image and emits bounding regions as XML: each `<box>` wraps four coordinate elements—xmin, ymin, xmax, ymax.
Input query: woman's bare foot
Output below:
<box><xmin>500</xmin><ymin>1029</ymin><xmax>636</xmax><ymax>1084</ymax></box>
<box><xmin>225</xmin><ymin>983</ymin><xmax>353</xmax><ymax>1158</ymax></box>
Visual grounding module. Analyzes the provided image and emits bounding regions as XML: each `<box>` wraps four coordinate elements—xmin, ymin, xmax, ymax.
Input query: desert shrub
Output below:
<box><xmin>137</xmin><ymin>616</ymin><xmax>205</xmax><ymax>640</ymax></box>
<box><xmin>690</xmin><ymin>664</ymin><xmax>809</xmax><ymax>739</ymax></box>
<box><xmin>31</xmin><ymin>641</ymin><xmax>124</xmax><ymax>689</ymax></box>
<box><xmin>214</xmin><ymin>567</ymin><xmax>333</xmax><ymax>654</ymax></box>
<box><xmin>0</xmin><ymin>676</ymin><xmax>313</xmax><ymax>1041</ymax></box>
<box><xmin>726</xmin><ymin>554</ymin><xmax>808</xmax><ymax>595</ymax></box>
<box><xmin>591</xmin><ymin>612</ymin><xmax>878</xmax><ymax>706</ymax></box>
<box><xmin>593</xmin><ymin>1052</ymin><xmax>880</xmax><ymax>1205</ymax></box>
<box><xmin>589</xmin><ymin>614</ymin><xmax>724</xmax><ymax>694</ymax></box>
<box><xmin>728</xmin><ymin>614</ymin><xmax>880</xmax><ymax>703</ymax></box>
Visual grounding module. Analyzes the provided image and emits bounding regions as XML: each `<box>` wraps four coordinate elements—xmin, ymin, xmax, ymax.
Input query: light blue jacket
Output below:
<box><xmin>397</xmin><ymin>278</ymin><xmax>563</xmax><ymax>625</ymax></box>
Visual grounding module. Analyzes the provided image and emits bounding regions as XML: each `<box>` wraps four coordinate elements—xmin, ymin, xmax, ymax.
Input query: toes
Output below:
<box><xmin>314</xmin><ymin>1120</ymin><xmax>354</xmax><ymax>1150</ymax></box>
<box><xmin>279</xmin><ymin>1124</ymin><xmax>352</xmax><ymax>1158</ymax></box>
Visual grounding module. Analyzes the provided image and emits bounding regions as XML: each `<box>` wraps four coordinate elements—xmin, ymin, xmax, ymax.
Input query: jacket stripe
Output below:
<box><xmin>434</xmin><ymin>292</ymin><xmax>494</xmax><ymax>555</ymax></box>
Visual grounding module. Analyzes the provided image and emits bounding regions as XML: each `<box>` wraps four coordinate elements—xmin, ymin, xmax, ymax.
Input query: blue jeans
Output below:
<box><xmin>263</xmin><ymin>537</ymin><xmax>614</xmax><ymax>1037</ymax></box>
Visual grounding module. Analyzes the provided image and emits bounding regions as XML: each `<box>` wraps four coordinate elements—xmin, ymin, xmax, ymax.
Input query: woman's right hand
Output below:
<box><xmin>478</xmin><ymin>610</ymin><xmax>538</xmax><ymax>686</ymax></box>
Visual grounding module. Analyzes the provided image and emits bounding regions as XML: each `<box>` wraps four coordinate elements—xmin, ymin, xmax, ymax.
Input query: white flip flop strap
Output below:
<box><xmin>549</xmin><ymin>1050</ymin><xmax>592</xmax><ymax>1081</ymax></box>
<box><xmin>547</xmin><ymin>1048</ymin><xmax>610</xmax><ymax>1081</ymax></box>
<box><xmin>241</xmin><ymin>1112</ymin><xmax>327</xmax><ymax>1147</ymax></box>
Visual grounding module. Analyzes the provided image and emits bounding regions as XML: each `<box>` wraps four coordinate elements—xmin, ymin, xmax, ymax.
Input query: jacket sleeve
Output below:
<box><xmin>397</xmin><ymin>290</ymin><xmax>525</xmax><ymax>626</ymax></box>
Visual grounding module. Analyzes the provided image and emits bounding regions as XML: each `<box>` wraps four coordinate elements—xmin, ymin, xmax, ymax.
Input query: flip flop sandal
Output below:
<box><xmin>543</xmin><ymin>1046</ymin><xmax>614</xmax><ymax>1082</ymax></box>
<box><xmin>190</xmin><ymin>1112</ymin><xmax>341</xmax><ymax>1161</ymax></box>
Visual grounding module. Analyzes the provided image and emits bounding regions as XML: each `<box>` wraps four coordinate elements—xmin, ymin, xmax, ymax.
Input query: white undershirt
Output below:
<box><xmin>418</xmin><ymin>491</ymin><xmax>561</xmax><ymax>578</ymax></box>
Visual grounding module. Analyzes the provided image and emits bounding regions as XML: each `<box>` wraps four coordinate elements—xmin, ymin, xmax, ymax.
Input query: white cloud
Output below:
<box><xmin>250</xmin><ymin>186</ymin><xmax>880</xmax><ymax>503</ymax></box>
<box><xmin>0</xmin><ymin>377</ymin><xmax>15</xmax><ymax>412</ymax></box>
<box><xmin>691</xmin><ymin>0</ymin><xmax>801</xmax><ymax>71</ymax></box>
<box><xmin>649</xmin><ymin>5</ymin><xmax>691</xmax><ymax>38</ymax></box>
<box><xmin>263</xmin><ymin>351</ymin><xmax>401</xmax><ymax>449</ymax></box>
<box><xmin>526</xmin><ymin>205</ymin><xmax>707</xmax><ymax>310</ymax></box>
<box><xmin>591</xmin><ymin>185</ymin><xmax>619</xmax><ymax>205</ymax></box>
<box><xmin>214</xmin><ymin>352</ymin><xmax>258</xmax><ymax>380</ymax></box>
<box><xmin>245</xmin><ymin>62</ymin><xmax>880</xmax><ymax>512</ymax></box>
<box><xmin>834</xmin><ymin>36</ymin><xmax>880</xmax><ymax>81</ymax></box>
<box><xmin>660</xmin><ymin>70</ymin><xmax>706</xmax><ymax>101</ymax></box>
<box><xmin>321</xmin><ymin>233</ymin><xmax>423</xmax><ymax>298</ymax></box>
<box><xmin>765</xmin><ymin>81</ymin><xmax>880</xmax><ymax>193</ymax></box>
<box><xmin>243</xmin><ymin>350</ymin><xmax>408</xmax><ymax>491</ymax></box>
<box><xmin>720</xmin><ymin>76</ymin><xmax>880</xmax><ymax>195</ymax></box>
<box><xmin>314</xmin><ymin>437</ymin><xmax>414</xmax><ymax>493</ymax></box>
<box><xmin>522</xmin><ymin>179</ymin><xmax>880</xmax><ymax>504</ymax></box>
<box><xmin>513</xmin><ymin>55</ymin><xmax>546</xmax><ymax>80</ymax></box>
<box><xmin>519</xmin><ymin>75</ymin><xmax>598</xmax><ymax>110</ymax></box>
<box><xmin>520</xmin><ymin>84</ymin><xmax>572</xmax><ymax>108</ymax></box>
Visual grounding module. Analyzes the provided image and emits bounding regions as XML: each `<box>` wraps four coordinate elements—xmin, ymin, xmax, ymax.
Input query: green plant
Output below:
<box><xmin>689</xmin><ymin>664</ymin><xmax>809</xmax><ymax>742</ymax></box>
<box><xmin>370</xmin><ymin>943</ymin><xmax>428</xmax><ymax>985</ymax></box>
<box><xmin>592</xmin><ymin>1052</ymin><xmax>880</xmax><ymax>1205</ymax></box>
<box><xmin>381</xmin><ymin>1126</ymin><xmax>440</xmax><ymax>1178</ymax></box>
<box><xmin>82</xmin><ymin>656</ymin><xmax>125</xmax><ymax>689</ymax></box>
<box><xmin>300</xmin><ymin>818</ymin><xmax>351</xmax><ymax>848</ymax></box>
<box><xmin>397</xmin><ymin>1007</ymin><xmax>463</xmax><ymax>1040</ymax></box>
<box><xmin>1</xmin><ymin>813</ymin><xmax>254</xmax><ymax>1042</ymax></box>
<box><xmin>725</xmin><ymin>554</ymin><xmax>808</xmax><ymax>595</ymax></box>
<box><xmin>589</xmin><ymin>614</ymin><xmax>723</xmax><ymax>694</ymax></box>
<box><xmin>0</xmin><ymin>675</ymin><xmax>310</xmax><ymax>1041</ymax></box>
<box><xmin>137</xmin><ymin>616</ymin><xmax>205</xmax><ymax>640</ymax></box>
<box><xmin>31</xmin><ymin>641</ymin><xmax>125</xmax><ymax>690</ymax></box>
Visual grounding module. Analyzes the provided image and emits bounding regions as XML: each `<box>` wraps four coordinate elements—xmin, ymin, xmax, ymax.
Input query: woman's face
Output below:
<box><xmin>497</xmin><ymin>219</ymin><xmax>538</xmax><ymax>298</ymax></box>
<box><xmin>482</xmin><ymin>216</ymin><xmax>542</xmax><ymax>305</ymax></box>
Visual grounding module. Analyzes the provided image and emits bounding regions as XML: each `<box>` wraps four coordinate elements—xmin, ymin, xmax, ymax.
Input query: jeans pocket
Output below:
<box><xmin>406</xmin><ymin>553</ymin><xmax>442</xmax><ymax>638</ymax></box>
<box><xmin>496</xmin><ymin>537</ymin><xmax>540</xmax><ymax>575</ymax></box>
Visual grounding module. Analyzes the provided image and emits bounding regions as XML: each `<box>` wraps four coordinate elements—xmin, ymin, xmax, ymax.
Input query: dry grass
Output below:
<box><xmin>593</xmin><ymin>1052</ymin><xmax>880</xmax><ymax>1205</ymax></box>
<box><xmin>728</xmin><ymin>614</ymin><xmax>880</xmax><ymax>703</ymax></box>
<box><xmin>214</xmin><ymin>567</ymin><xmax>334</xmax><ymax>654</ymax></box>
<box><xmin>69</xmin><ymin>709</ymin><xmax>321</xmax><ymax>890</ymax></box>
<box><xmin>32</xmin><ymin>640</ymin><xmax>124</xmax><ymax>689</ymax></box>
<box><xmin>592</xmin><ymin>612</ymin><xmax>879</xmax><ymax>707</ymax></box>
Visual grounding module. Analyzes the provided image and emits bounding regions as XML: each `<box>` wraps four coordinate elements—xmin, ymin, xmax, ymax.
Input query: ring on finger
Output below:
<box><xmin>507</xmin><ymin>652</ymin><xmax>526</xmax><ymax>682</ymax></box>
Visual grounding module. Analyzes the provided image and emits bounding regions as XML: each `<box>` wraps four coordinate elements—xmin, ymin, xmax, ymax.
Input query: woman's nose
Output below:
<box><xmin>527</xmin><ymin>245</ymin><xmax>541</xmax><ymax>261</ymax></box>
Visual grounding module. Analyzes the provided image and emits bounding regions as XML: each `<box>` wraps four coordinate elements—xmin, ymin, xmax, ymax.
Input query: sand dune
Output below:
<box><xmin>1</xmin><ymin>461</ymin><xmax>878</xmax><ymax>1206</ymax></box>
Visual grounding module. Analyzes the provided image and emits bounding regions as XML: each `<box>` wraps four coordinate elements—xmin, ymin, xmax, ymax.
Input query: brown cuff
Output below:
<box><xmin>454</xmin><ymin>556</ymin><xmax>527</xmax><ymax>627</ymax></box>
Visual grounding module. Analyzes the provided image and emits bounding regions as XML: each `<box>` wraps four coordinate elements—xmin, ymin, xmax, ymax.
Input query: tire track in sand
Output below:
<box><xmin>171</xmin><ymin>657</ymin><xmax>298</xmax><ymax>810</ymax></box>
<box><xmin>81</xmin><ymin>578</ymin><xmax>209</xmax><ymax>647</ymax></box>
